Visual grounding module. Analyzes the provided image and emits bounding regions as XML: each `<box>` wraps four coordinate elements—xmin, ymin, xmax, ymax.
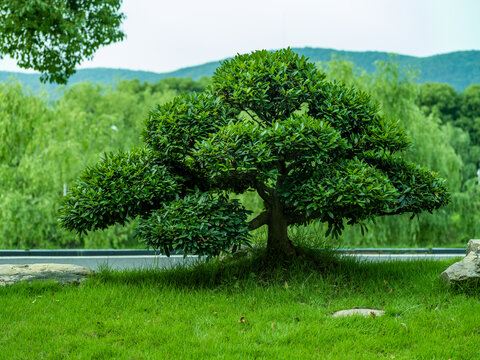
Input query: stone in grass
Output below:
<box><xmin>440</xmin><ymin>239</ymin><xmax>480</xmax><ymax>284</ymax></box>
<box><xmin>0</xmin><ymin>263</ymin><xmax>92</xmax><ymax>286</ymax></box>
<box><xmin>332</xmin><ymin>308</ymin><xmax>385</xmax><ymax>318</ymax></box>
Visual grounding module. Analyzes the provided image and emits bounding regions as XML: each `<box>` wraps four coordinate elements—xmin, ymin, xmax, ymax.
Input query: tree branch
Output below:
<box><xmin>245</xmin><ymin>109</ymin><xmax>266</xmax><ymax>128</ymax></box>
<box><xmin>248</xmin><ymin>211</ymin><xmax>269</xmax><ymax>230</ymax></box>
<box><xmin>255</xmin><ymin>180</ymin><xmax>274</xmax><ymax>205</ymax></box>
<box><xmin>252</xmin><ymin>109</ymin><xmax>270</xmax><ymax>124</ymax></box>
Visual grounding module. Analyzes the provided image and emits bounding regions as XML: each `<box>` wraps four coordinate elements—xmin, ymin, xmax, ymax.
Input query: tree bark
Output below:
<box><xmin>266</xmin><ymin>197</ymin><xmax>296</xmax><ymax>258</ymax></box>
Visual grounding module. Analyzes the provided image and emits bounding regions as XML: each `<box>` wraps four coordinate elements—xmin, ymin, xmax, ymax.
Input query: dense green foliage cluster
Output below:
<box><xmin>136</xmin><ymin>193</ymin><xmax>250</xmax><ymax>257</ymax></box>
<box><xmin>1</xmin><ymin>51</ymin><xmax>480</xmax><ymax>249</ymax></box>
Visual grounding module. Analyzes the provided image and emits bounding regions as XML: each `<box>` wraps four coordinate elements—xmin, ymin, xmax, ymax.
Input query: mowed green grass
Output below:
<box><xmin>1</xmin><ymin>250</ymin><xmax>479</xmax><ymax>360</ymax></box>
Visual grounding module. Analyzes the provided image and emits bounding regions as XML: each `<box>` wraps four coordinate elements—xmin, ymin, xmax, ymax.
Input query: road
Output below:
<box><xmin>0</xmin><ymin>249</ymin><xmax>465</xmax><ymax>271</ymax></box>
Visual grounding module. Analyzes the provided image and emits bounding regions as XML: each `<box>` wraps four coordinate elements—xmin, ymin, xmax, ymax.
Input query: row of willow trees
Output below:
<box><xmin>0</xmin><ymin>59</ymin><xmax>479</xmax><ymax>249</ymax></box>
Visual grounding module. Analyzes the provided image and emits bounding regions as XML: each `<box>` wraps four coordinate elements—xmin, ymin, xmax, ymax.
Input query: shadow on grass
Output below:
<box><xmin>88</xmin><ymin>247</ymin><xmax>460</xmax><ymax>292</ymax></box>
<box><xmin>0</xmin><ymin>278</ymin><xmax>80</xmax><ymax>295</ymax></box>
<box><xmin>446</xmin><ymin>278</ymin><xmax>480</xmax><ymax>296</ymax></box>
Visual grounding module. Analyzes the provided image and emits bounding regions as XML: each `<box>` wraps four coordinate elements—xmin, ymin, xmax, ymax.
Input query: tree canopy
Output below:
<box><xmin>0</xmin><ymin>0</ymin><xmax>125</xmax><ymax>84</ymax></box>
<box><xmin>59</xmin><ymin>48</ymin><xmax>449</xmax><ymax>258</ymax></box>
<box><xmin>417</xmin><ymin>83</ymin><xmax>460</xmax><ymax>123</ymax></box>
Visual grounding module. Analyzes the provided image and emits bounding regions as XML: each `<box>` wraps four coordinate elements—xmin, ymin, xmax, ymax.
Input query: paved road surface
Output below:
<box><xmin>0</xmin><ymin>250</ymin><xmax>465</xmax><ymax>271</ymax></box>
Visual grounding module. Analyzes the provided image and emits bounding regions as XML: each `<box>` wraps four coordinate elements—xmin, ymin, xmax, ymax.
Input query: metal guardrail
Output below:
<box><xmin>0</xmin><ymin>248</ymin><xmax>465</xmax><ymax>270</ymax></box>
<box><xmin>336</xmin><ymin>248</ymin><xmax>466</xmax><ymax>255</ymax></box>
<box><xmin>0</xmin><ymin>248</ymin><xmax>467</xmax><ymax>257</ymax></box>
<box><xmin>0</xmin><ymin>249</ymin><xmax>160</xmax><ymax>257</ymax></box>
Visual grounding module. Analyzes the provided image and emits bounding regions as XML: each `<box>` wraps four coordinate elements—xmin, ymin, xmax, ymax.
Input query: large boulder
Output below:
<box><xmin>440</xmin><ymin>239</ymin><xmax>480</xmax><ymax>284</ymax></box>
<box><xmin>0</xmin><ymin>263</ymin><xmax>92</xmax><ymax>286</ymax></box>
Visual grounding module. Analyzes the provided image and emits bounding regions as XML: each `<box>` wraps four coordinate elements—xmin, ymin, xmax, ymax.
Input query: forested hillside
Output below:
<box><xmin>1</xmin><ymin>58</ymin><xmax>480</xmax><ymax>249</ymax></box>
<box><xmin>1</xmin><ymin>48</ymin><xmax>479</xmax><ymax>94</ymax></box>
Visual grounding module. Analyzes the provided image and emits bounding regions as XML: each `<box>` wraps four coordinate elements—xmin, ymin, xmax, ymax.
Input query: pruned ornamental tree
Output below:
<box><xmin>0</xmin><ymin>0</ymin><xmax>125</xmax><ymax>84</ymax></box>
<box><xmin>59</xmin><ymin>48</ymin><xmax>449</xmax><ymax>258</ymax></box>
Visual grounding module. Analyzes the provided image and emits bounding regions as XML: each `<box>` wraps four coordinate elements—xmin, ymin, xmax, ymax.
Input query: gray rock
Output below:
<box><xmin>440</xmin><ymin>239</ymin><xmax>480</xmax><ymax>284</ymax></box>
<box><xmin>0</xmin><ymin>263</ymin><xmax>92</xmax><ymax>286</ymax></box>
<box><xmin>467</xmin><ymin>239</ymin><xmax>480</xmax><ymax>255</ymax></box>
<box><xmin>332</xmin><ymin>308</ymin><xmax>385</xmax><ymax>318</ymax></box>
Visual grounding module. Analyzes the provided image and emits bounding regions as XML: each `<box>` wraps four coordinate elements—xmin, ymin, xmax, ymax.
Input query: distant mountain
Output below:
<box><xmin>1</xmin><ymin>47</ymin><xmax>479</xmax><ymax>94</ymax></box>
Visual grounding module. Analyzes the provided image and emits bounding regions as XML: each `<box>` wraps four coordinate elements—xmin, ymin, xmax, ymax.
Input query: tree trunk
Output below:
<box><xmin>266</xmin><ymin>199</ymin><xmax>296</xmax><ymax>258</ymax></box>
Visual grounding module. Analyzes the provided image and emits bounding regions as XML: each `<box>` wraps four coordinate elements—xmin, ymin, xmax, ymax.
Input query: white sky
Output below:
<box><xmin>1</xmin><ymin>0</ymin><xmax>479</xmax><ymax>73</ymax></box>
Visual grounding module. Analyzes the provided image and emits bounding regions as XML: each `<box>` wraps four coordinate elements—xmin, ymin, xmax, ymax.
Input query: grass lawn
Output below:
<box><xmin>1</xmin><ymin>250</ymin><xmax>479</xmax><ymax>359</ymax></box>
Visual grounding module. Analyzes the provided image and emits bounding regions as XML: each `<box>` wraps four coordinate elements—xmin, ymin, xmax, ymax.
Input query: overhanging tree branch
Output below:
<box><xmin>0</xmin><ymin>0</ymin><xmax>125</xmax><ymax>83</ymax></box>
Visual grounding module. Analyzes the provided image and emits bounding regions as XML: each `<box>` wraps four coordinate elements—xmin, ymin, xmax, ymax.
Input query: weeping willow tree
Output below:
<box><xmin>0</xmin><ymin>80</ymin><xmax>186</xmax><ymax>249</ymax></box>
<box><xmin>319</xmin><ymin>58</ymin><xmax>477</xmax><ymax>246</ymax></box>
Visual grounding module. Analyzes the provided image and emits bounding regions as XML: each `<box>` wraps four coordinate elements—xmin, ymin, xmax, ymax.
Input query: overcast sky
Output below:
<box><xmin>1</xmin><ymin>0</ymin><xmax>479</xmax><ymax>73</ymax></box>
